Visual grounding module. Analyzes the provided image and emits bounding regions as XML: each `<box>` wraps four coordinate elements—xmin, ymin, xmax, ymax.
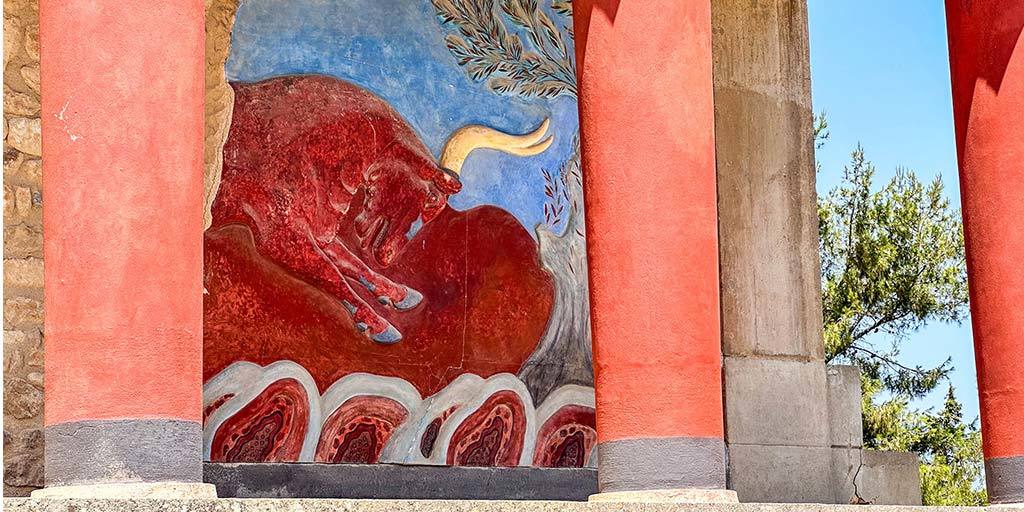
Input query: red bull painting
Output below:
<box><xmin>202</xmin><ymin>0</ymin><xmax>594</xmax><ymax>468</ymax></box>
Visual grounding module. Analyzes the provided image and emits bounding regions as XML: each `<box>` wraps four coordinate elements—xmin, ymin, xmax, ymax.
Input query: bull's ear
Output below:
<box><xmin>435</xmin><ymin>167</ymin><xmax>463</xmax><ymax>194</ymax></box>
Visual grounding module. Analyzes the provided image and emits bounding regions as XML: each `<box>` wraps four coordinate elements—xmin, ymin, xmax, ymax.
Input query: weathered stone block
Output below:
<box><xmin>19</xmin><ymin>66</ymin><xmax>38</xmax><ymax>95</ymax></box>
<box><xmin>4</xmin><ymin>184</ymin><xmax>42</xmax><ymax>235</ymax></box>
<box><xmin>16</xmin><ymin>158</ymin><xmax>40</xmax><ymax>186</ymax></box>
<box><xmin>3</xmin><ymin>428</ymin><xmax>44</xmax><ymax>489</ymax></box>
<box><xmin>3</xmin><ymin>297</ymin><xmax>42</xmax><ymax>330</ymax></box>
<box><xmin>3</xmin><ymin>15</ymin><xmax>23</xmax><ymax>70</ymax></box>
<box><xmin>4</xmin><ymin>153</ymin><xmax>41</xmax><ymax>187</ymax></box>
<box><xmin>712</xmin><ymin>0</ymin><xmax>823</xmax><ymax>361</ymax></box>
<box><xmin>4</xmin><ymin>87</ymin><xmax>39</xmax><ymax>117</ymax></box>
<box><xmin>724</xmin><ymin>357</ymin><xmax>829</xmax><ymax>447</ymax></box>
<box><xmin>3</xmin><ymin>330</ymin><xmax>27</xmax><ymax>372</ymax></box>
<box><xmin>4</xmin><ymin>225</ymin><xmax>42</xmax><ymax>259</ymax></box>
<box><xmin>727</xmin><ymin>443</ymin><xmax>834</xmax><ymax>504</ymax></box>
<box><xmin>3</xmin><ymin>453</ymin><xmax>43</xmax><ymax>488</ymax></box>
<box><xmin>3</xmin><ymin>329</ymin><xmax>43</xmax><ymax>372</ymax></box>
<box><xmin>3</xmin><ymin>258</ymin><xmax>43</xmax><ymax>292</ymax></box>
<box><xmin>22</xmin><ymin>23</ymin><xmax>37</xmax><ymax>61</ymax></box>
<box><xmin>831</xmin><ymin>448</ymin><xmax>922</xmax><ymax>505</ymax></box>
<box><xmin>826</xmin><ymin>365</ymin><xmax>863</xmax><ymax>448</ymax></box>
<box><xmin>3</xmin><ymin>376</ymin><xmax>42</xmax><ymax>420</ymax></box>
<box><xmin>6</xmin><ymin>118</ymin><xmax>40</xmax><ymax>156</ymax></box>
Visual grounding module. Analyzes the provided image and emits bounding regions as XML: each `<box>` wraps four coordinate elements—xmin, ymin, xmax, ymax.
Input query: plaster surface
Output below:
<box><xmin>985</xmin><ymin>456</ymin><xmax>1024</xmax><ymax>505</ymax></box>
<box><xmin>44</xmin><ymin>420</ymin><xmax>203</xmax><ymax>487</ymax></box>
<box><xmin>39</xmin><ymin>0</ymin><xmax>205</xmax><ymax>424</ymax></box>
<box><xmin>573</xmin><ymin>0</ymin><xmax>723</xmax><ymax>445</ymax></box>
<box><xmin>597</xmin><ymin>438</ymin><xmax>728</xmax><ymax>493</ymax></box>
<box><xmin>945</xmin><ymin>1</ymin><xmax>1024</xmax><ymax>503</ymax></box>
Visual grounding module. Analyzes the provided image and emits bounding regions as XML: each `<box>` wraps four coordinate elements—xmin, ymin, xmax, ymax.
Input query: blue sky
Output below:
<box><xmin>808</xmin><ymin>1</ymin><xmax>979</xmax><ymax>420</ymax></box>
<box><xmin>226</xmin><ymin>0</ymin><xmax>578</xmax><ymax>236</ymax></box>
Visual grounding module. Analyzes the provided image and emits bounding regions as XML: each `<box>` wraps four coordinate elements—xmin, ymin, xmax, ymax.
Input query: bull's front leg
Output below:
<box><xmin>317</xmin><ymin>237</ymin><xmax>423</xmax><ymax>311</ymax></box>
<box><xmin>251</xmin><ymin>224</ymin><xmax>404</xmax><ymax>344</ymax></box>
<box><xmin>306</xmin><ymin>240</ymin><xmax>404</xmax><ymax>345</ymax></box>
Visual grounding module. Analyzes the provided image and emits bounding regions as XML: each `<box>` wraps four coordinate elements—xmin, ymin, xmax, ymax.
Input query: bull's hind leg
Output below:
<box><xmin>318</xmin><ymin>238</ymin><xmax>423</xmax><ymax>311</ymax></box>
<box><xmin>252</xmin><ymin>227</ymin><xmax>403</xmax><ymax>344</ymax></box>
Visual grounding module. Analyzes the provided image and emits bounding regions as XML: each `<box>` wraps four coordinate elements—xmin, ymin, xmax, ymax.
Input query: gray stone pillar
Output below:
<box><xmin>711</xmin><ymin>0</ymin><xmax>832</xmax><ymax>503</ymax></box>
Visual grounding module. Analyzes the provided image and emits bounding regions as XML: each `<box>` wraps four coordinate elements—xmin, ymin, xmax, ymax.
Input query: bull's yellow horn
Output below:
<box><xmin>439</xmin><ymin>119</ymin><xmax>554</xmax><ymax>175</ymax></box>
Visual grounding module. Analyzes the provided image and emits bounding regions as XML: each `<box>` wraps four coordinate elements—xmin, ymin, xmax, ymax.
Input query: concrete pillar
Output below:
<box><xmin>945</xmin><ymin>1</ymin><xmax>1024</xmax><ymax>504</ymax></box>
<box><xmin>36</xmin><ymin>0</ymin><xmax>213</xmax><ymax>498</ymax></box>
<box><xmin>573</xmin><ymin>1</ymin><xmax>735</xmax><ymax>503</ymax></box>
<box><xmin>710</xmin><ymin>0</ymin><xmax>832</xmax><ymax>503</ymax></box>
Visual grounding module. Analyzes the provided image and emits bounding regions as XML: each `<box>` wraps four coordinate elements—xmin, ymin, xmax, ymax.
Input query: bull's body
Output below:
<box><xmin>213</xmin><ymin>75</ymin><xmax>457</xmax><ymax>343</ymax></box>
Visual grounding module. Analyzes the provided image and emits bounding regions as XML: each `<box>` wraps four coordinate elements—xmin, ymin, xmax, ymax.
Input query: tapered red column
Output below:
<box><xmin>573</xmin><ymin>1</ymin><xmax>733</xmax><ymax>501</ymax></box>
<box><xmin>38</xmin><ymin>0</ymin><xmax>212</xmax><ymax>497</ymax></box>
<box><xmin>945</xmin><ymin>1</ymin><xmax>1024</xmax><ymax>505</ymax></box>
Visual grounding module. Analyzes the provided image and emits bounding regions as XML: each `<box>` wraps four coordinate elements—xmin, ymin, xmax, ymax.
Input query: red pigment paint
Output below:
<box><xmin>210</xmin><ymin>378</ymin><xmax>309</xmax><ymax>462</ymax></box>
<box><xmin>203</xmin><ymin>76</ymin><xmax>554</xmax><ymax>396</ymax></box>
<box><xmin>574</xmin><ymin>0</ymin><xmax>725</xmax><ymax>443</ymax></box>
<box><xmin>446</xmin><ymin>390</ymin><xmax>527</xmax><ymax>467</ymax></box>
<box><xmin>41</xmin><ymin>0</ymin><xmax>205</xmax><ymax>425</ymax></box>
<box><xmin>533</xmin><ymin>405</ymin><xmax>597</xmax><ymax>468</ymax></box>
<box><xmin>314</xmin><ymin>396</ymin><xmax>409</xmax><ymax>464</ymax></box>
<box><xmin>945</xmin><ymin>0</ymin><xmax>1024</xmax><ymax>461</ymax></box>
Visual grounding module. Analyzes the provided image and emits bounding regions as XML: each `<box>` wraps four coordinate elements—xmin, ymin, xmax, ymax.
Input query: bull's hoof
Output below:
<box><xmin>392</xmin><ymin>287</ymin><xmax>423</xmax><ymax>311</ymax></box>
<box><xmin>371</xmin><ymin>324</ymin><xmax>402</xmax><ymax>345</ymax></box>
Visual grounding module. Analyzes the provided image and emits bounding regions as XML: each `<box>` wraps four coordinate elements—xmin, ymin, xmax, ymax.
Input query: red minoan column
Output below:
<box><xmin>37</xmin><ymin>0</ymin><xmax>212</xmax><ymax>497</ymax></box>
<box><xmin>573</xmin><ymin>1</ymin><xmax>734</xmax><ymax>501</ymax></box>
<box><xmin>945</xmin><ymin>1</ymin><xmax>1024</xmax><ymax>505</ymax></box>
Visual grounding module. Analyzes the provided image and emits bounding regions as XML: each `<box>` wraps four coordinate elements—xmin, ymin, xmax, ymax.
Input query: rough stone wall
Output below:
<box><xmin>3</xmin><ymin>0</ymin><xmax>45</xmax><ymax>497</ymax></box>
<box><xmin>205</xmin><ymin>0</ymin><xmax>240</xmax><ymax>230</ymax></box>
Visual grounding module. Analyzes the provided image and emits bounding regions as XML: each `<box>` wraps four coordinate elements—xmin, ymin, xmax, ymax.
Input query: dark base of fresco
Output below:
<box><xmin>45</xmin><ymin>419</ymin><xmax>203</xmax><ymax>487</ymax></box>
<box><xmin>597</xmin><ymin>437</ymin><xmax>727</xmax><ymax>493</ymax></box>
<box><xmin>985</xmin><ymin>455</ymin><xmax>1024</xmax><ymax>504</ymax></box>
<box><xmin>204</xmin><ymin>463</ymin><xmax>597</xmax><ymax>500</ymax></box>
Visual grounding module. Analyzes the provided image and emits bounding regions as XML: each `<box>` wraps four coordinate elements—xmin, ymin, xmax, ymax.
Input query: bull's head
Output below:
<box><xmin>355</xmin><ymin>119</ymin><xmax>553</xmax><ymax>266</ymax></box>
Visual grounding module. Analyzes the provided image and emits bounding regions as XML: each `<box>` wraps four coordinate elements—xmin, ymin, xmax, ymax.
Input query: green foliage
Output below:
<box><xmin>817</xmin><ymin>114</ymin><xmax>983</xmax><ymax>504</ymax></box>
<box><xmin>861</xmin><ymin>379</ymin><xmax>987</xmax><ymax>505</ymax></box>
<box><xmin>818</xmin><ymin>145</ymin><xmax>968</xmax><ymax>398</ymax></box>
<box><xmin>431</xmin><ymin>0</ymin><xmax>577</xmax><ymax>98</ymax></box>
<box><xmin>814</xmin><ymin>111</ymin><xmax>830</xmax><ymax>150</ymax></box>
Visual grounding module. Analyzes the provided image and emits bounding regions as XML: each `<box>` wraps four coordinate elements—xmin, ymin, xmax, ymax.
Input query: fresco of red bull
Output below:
<box><xmin>202</xmin><ymin>0</ymin><xmax>594</xmax><ymax>468</ymax></box>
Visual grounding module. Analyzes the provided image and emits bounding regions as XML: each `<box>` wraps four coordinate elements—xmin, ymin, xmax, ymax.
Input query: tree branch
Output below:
<box><xmin>847</xmin><ymin>344</ymin><xmax>931</xmax><ymax>377</ymax></box>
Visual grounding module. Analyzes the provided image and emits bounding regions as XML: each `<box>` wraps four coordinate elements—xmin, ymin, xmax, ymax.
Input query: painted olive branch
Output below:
<box><xmin>432</xmin><ymin>0</ymin><xmax>577</xmax><ymax>98</ymax></box>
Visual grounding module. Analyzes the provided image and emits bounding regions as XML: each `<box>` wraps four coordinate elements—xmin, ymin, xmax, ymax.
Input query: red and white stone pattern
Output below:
<box><xmin>202</xmin><ymin>362</ymin><xmax>596</xmax><ymax>468</ymax></box>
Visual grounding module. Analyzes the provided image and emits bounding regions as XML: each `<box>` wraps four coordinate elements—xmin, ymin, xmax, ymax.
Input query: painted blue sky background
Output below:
<box><xmin>809</xmin><ymin>1</ymin><xmax>979</xmax><ymax>420</ymax></box>
<box><xmin>226</xmin><ymin>0</ymin><xmax>578</xmax><ymax>237</ymax></box>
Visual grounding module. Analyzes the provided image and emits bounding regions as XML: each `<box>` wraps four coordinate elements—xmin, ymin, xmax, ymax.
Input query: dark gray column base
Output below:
<box><xmin>45</xmin><ymin>419</ymin><xmax>203</xmax><ymax>487</ymax></box>
<box><xmin>597</xmin><ymin>436</ymin><xmax>727</xmax><ymax>493</ymax></box>
<box><xmin>204</xmin><ymin>463</ymin><xmax>597</xmax><ymax>500</ymax></box>
<box><xmin>987</xmin><ymin>455</ymin><xmax>1024</xmax><ymax>504</ymax></box>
